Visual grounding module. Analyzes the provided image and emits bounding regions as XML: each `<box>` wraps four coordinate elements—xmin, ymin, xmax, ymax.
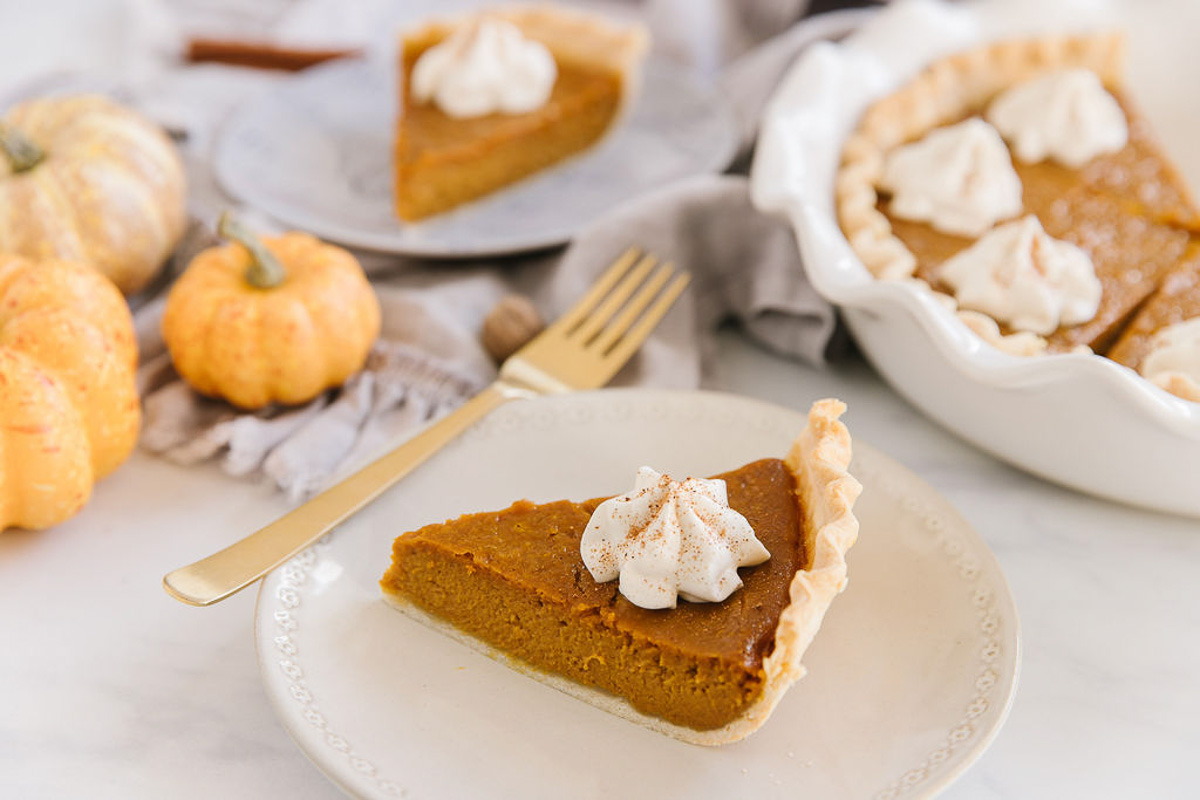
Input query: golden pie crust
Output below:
<box><xmin>380</xmin><ymin>399</ymin><xmax>861</xmax><ymax>745</ymax></box>
<box><xmin>836</xmin><ymin>32</ymin><xmax>1200</xmax><ymax>358</ymax></box>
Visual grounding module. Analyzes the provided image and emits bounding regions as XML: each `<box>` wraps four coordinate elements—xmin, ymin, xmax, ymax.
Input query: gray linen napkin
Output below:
<box><xmin>134</xmin><ymin>0</ymin><xmax>849</xmax><ymax>497</ymax></box>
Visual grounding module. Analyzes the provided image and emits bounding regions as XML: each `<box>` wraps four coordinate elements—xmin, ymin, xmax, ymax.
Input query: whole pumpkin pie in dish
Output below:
<box><xmin>837</xmin><ymin>33</ymin><xmax>1200</xmax><ymax>359</ymax></box>
<box><xmin>380</xmin><ymin>399</ymin><xmax>860</xmax><ymax>745</ymax></box>
<box><xmin>394</xmin><ymin>6</ymin><xmax>648</xmax><ymax>221</ymax></box>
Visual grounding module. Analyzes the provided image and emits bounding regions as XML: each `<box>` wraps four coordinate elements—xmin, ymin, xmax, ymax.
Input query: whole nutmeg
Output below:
<box><xmin>481</xmin><ymin>294</ymin><xmax>545</xmax><ymax>362</ymax></box>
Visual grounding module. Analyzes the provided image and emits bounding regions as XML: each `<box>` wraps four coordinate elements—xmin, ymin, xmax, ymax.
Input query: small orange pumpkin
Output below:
<box><xmin>162</xmin><ymin>214</ymin><xmax>381</xmax><ymax>410</ymax></box>
<box><xmin>0</xmin><ymin>254</ymin><xmax>139</xmax><ymax>531</ymax></box>
<box><xmin>0</xmin><ymin>95</ymin><xmax>188</xmax><ymax>295</ymax></box>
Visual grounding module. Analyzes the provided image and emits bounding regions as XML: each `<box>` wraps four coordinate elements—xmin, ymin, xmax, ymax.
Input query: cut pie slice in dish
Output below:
<box><xmin>1107</xmin><ymin>246</ymin><xmax>1200</xmax><ymax>400</ymax></box>
<box><xmin>380</xmin><ymin>399</ymin><xmax>861</xmax><ymax>745</ymax></box>
<box><xmin>393</xmin><ymin>6</ymin><xmax>648</xmax><ymax>221</ymax></box>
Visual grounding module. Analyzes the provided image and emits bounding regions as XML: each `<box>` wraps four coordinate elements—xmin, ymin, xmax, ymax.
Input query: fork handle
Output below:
<box><xmin>162</xmin><ymin>382</ymin><xmax>522</xmax><ymax>606</ymax></box>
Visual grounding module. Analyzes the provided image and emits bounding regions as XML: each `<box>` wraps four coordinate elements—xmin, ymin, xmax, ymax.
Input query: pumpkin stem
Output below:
<box><xmin>218</xmin><ymin>211</ymin><xmax>285</xmax><ymax>289</ymax></box>
<box><xmin>0</xmin><ymin>123</ymin><xmax>45</xmax><ymax>173</ymax></box>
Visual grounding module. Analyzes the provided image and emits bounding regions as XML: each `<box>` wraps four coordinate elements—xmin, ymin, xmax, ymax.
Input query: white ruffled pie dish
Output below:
<box><xmin>751</xmin><ymin>0</ymin><xmax>1200</xmax><ymax>517</ymax></box>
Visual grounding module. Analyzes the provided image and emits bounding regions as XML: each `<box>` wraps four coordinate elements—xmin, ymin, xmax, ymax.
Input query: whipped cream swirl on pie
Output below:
<box><xmin>411</xmin><ymin>18</ymin><xmax>557</xmax><ymax>119</ymax></box>
<box><xmin>880</xmin><ymin>118</ymin><xmax>1023</xmax><ymax>238</ymax></box>
<box><xmin>580</xmin><ymin>467</ymin><xmax>770</xmax><ymax>610</ymax></box>
<box><xmin>986</xmin><ymin>69</ymin><xmax>1129</xmax><ymax>169</ymax></box>
<box><xmin>940</xmin><ymin>215</ymin><xmax>1102</xmax><ymax>335</ymax></box>
<box><xmin>1140</xmin><ymin>318</ymin><xmax>1200</xmax><ymax>401</ymax></box>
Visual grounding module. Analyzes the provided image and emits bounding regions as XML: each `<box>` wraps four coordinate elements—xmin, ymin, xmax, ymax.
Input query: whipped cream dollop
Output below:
<box><xmin>1140</xmin><ymin>318</ymin><xmax>1200</xmax><ymax>401</ymax></box>
<box><xmin>411</xmin><ymin>18</ymin><xmax>557</xmax><ymax>119</ymax></box>
<box><xmin>580</xmin><ymin>467</ymin><xmax>770</xmax><ymax>610</ymax></box>
<box><xmin>881</xmin><ymin>118</ymin><xmax>1024</xmax><ymax>238</ymax></box>
<box><xmin>986</xmin><ymin>69</ymin><xmax>1129</xmax><ymax>169</ymax></box>
<box><xmin>940</xmin><ymin>215</ymin><xmax>1101</xmax><ymax>335</ymax></box>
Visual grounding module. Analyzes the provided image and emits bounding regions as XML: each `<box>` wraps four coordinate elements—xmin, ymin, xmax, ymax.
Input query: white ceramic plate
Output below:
<box><xmin>214</xmin><ymin>56</ymin><xmax>737</xmax><ymax>258</ymax></box>
<box><xmin>751</xmin><ymin>0</ymin><xmax>1200</xmax><ymax>517</ymax></box>
<box><xmin>255</xmin><ymin>389</ymin><xmax>1019</xmax><ymax>800</ymax></box>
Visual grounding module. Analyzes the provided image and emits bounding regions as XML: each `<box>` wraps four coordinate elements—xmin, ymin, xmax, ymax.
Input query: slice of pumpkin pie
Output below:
<box><xmin>380</xmin><ymin>399</ymin><xmax>861</xmax><ymax>745</ymax></box>
<box><xmin>393</xmin><ymin>6</ymin><xmax>648</xmax><ymax>221</ymax></box>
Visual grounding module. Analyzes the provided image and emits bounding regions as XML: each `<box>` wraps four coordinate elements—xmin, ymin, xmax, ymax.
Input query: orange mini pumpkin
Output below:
<box><xmin>0</xmin><ymin>255</ymin><xmax>140</xmax><ymax>532</ymax></box>
<box><xmin>0</xmin><ymin>95</ymin><xmax>188</xmax><ymax>295</ymax></box>
<box><xmin>162</xmin><ymin>214</ymin><xmax>381</xmax><ymax>410</ymax></box>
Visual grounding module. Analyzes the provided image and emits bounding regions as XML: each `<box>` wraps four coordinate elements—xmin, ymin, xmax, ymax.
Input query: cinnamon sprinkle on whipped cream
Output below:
<box><xmin>940</xmin><ymin>215</ymin><xmax>1101</xmax><ymax>335</ymax></box>
<box><xmin>580</xmin><ymin>467</ymin><xmax>770</xmax><ymax>610</ymax></box>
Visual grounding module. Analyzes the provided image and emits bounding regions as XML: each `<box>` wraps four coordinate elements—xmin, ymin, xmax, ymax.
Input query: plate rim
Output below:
<box><xmin>252</xmin><ymin>387</ymin><xmax>1021</xmax><ymax>800</ymax></box>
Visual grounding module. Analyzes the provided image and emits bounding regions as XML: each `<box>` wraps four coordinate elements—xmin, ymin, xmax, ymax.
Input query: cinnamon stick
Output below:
<box><xmin>185</xmin><ymin>38</ymin><xmax>359</xmax><ymax>71</ymax></box>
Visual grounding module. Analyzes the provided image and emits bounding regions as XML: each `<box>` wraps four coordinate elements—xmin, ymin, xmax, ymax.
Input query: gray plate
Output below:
<box><xmin>214</xmin><ymin>57</ymin><xmax>737</xmax><ymax>258</ymax></box>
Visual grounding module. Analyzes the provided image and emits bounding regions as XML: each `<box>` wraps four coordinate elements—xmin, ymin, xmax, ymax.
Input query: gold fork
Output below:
<box><xmin>162</xmin><ymin>248</ymin><xmax>690</xmax><ymax>606</ymax></box>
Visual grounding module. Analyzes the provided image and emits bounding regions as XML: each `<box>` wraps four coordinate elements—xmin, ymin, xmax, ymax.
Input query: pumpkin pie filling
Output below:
<box><xmin>383</xmin><ymin>458</ymin><xmax>802</xmax><ymax>731</ymax></box>
<box><xmin>381</xmin><ymin>399</ymin><xmax>860</xmax><ymax>745</ymax></box>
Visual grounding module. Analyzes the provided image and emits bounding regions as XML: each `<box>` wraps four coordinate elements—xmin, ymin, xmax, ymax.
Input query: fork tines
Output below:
<box><xmin>558</xmin><ymin>248</ymin><xmax>691</xmax><ymax>356</ymax></box>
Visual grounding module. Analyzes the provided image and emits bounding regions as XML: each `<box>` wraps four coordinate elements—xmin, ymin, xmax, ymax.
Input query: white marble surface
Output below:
<box><xmin>3</xmin><ymin>1</ymin><xmax>1200</xmax><ymax>795</ymax></box>
<box><xmin>3</xmin><ymin>330</ymin><xmax>1199</xmax><ymax>799</ymax></box>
